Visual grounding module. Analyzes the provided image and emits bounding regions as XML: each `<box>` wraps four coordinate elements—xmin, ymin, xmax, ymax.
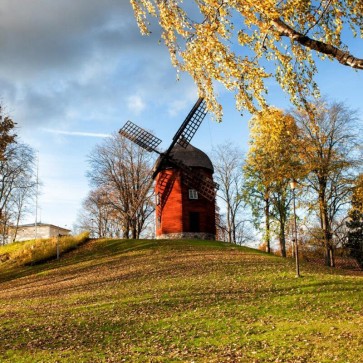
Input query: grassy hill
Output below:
<box><xmin>0</xmin><ymin>238</ymin><xmax>362</xmax><ymax>363</ymax></box>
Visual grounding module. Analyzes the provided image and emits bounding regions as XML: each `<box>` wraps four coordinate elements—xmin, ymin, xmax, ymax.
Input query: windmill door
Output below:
<box><xmin>189</xmin><ymin>212</ymin><xmax>200</xmax><ymax>232</ymax></box>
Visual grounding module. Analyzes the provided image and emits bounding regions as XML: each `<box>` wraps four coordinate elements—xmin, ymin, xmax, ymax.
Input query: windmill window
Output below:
<box><xmin>156</xmin><ymin>193</ymin><xmax>161</xmax><ymax>205</ymax></box>
<box><xmin>189</xmin><ymin>189</ymin><xmax>198</xmax><ymax>200</ymax></box>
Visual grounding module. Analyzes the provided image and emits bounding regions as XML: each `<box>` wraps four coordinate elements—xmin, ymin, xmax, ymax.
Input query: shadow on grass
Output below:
<box><xmin>1</xmin><ymin>238</ymin><xmax>361</xmax><ymax>287</ymax></box>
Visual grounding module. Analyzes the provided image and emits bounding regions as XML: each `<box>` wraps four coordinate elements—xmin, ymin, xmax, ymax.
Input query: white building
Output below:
<box><xmin>9</xmin><ymin>223</ymin><xmax>71</xmax><ymax>242</ymax></box>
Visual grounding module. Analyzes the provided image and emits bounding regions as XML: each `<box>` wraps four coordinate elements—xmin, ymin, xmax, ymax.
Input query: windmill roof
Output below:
<box><xmin>168</xmin><ymin>143</ymin><xmax>214</xmax><ymax>172</ymax></box>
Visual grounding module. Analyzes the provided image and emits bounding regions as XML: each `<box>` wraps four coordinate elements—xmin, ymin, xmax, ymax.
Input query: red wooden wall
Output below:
<box><xmin>155</xmin><ymin>168</ymin><xmax>216</xmax><ymax>237</ymax></box>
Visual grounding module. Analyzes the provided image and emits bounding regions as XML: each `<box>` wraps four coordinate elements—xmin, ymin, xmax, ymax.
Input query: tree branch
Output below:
<box><xmin>271</xmin><ymin>18</ymin><xmax>363</xmax><ymax>70</ymax></box>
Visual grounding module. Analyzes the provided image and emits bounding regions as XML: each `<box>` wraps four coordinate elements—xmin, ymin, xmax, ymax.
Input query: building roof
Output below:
<box><xmin>158</xmin><ymin>143</ymin><xmax>214</xmax><ymax>173</ymax></box>
<box><xmin>16</xmin><ymin>223</ymin><xmax>71</xmax><ymax>232</ymax></box>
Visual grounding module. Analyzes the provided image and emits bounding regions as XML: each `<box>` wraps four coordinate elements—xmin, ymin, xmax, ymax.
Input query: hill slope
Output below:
<box><xmin>0</xmin><ymin>239</ymin><xmax>362</xmax><ymax>363</ymax></box>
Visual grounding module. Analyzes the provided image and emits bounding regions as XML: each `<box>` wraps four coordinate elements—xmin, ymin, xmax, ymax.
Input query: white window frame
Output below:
<box><xmin>189</xmin><ymin>189</ymin><xmax>198</xmax><ymax>200</ymax></box>
<box><xmin>156</xmin><ymin>193</ymin><xmax>161</xmax><ymax>205</ymax></box>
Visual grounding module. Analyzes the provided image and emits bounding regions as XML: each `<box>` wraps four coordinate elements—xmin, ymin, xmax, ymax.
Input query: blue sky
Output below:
<box><xmin>0</xmin><ymin>1</ymin><xmax>362</xmax><ymax>231</ymax></box>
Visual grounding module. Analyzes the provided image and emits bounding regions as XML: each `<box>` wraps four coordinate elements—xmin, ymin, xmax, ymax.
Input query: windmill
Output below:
<box><xmin>119</xmin><ymin>98</ymin><xmax>218</xmax><ymax>240</ymax></box>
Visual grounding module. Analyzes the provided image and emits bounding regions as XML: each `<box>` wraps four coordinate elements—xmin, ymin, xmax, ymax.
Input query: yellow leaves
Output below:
<box><xmin>237</xmin><ymin>31</ymin><xmax>253</xmax><ymax>46</ymax></box>
<box><xmin>130</xmin><ymin>0</ymin><xmax>153</xmax><ymax>35</ymax></box>
<box><xmin>352</xmin><ymin>174</ymin><xmax>363</xmax><ymax>212</ymax></box>
<box><xmin>245</xmin><ymin>107</ymin><xmax>302</xmax><ymax>184</ymax></box>
<box><xmin>130</xmin><ymin>0</ymin><xmax>363</xmax><ymax>118</ymax></box>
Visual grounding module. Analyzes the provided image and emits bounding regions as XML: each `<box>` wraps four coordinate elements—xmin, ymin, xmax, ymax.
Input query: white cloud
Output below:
<box><xmin>164</xmin><ymin>84</ymin><xmax>199</xmax><ymax>117</ymax></box>
<box><xmin>0</xmin><ymin>1</ymin><xmax>199</xmax><ymax>229</ymax></box>
<box><xmin>127</xmin><ymin>95</ymin><xmax>146</xmax><ymax>114</ymax></box>
<box><xmin>42</xmin><ymin>128</ymin><xmax>111</xmax><ymax>138</ymax></box>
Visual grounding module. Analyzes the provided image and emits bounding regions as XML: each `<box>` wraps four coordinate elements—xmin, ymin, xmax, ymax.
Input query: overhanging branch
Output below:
<box><xmin>271</xmin><ymin>18</ymin><xmax>363</xmax><ymax>70</ymax></box>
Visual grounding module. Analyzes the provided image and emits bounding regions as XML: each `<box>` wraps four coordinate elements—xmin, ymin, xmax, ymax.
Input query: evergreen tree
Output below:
<box><xmin>346</xmin><ymin>175</ymin><xmax>363</xmax><ymax>267</ymax></box>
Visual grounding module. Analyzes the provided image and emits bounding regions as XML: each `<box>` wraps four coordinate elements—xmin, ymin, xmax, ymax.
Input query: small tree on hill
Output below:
<box><xmin>292</xmin><ymin>99</ymin><xmax>361</xmax><ymax>267</ymax></box>
<box><xmin>77</xmin><ymin>188</ymin><xmax>122</xmax><ymax>238</ymax></box>
<box><xmin>87</xmin><ymin>133</ymin><xmax>155</xmax><ymax>239</ymax></box>
<box><xmin>0</xmin><ymin>143</ymin><xmax>36</xmax><ymax>244</ymax></box>
<box><xmin>243</xmin><ymin>108</ymin><xmax>301</xmax><ymax>256</ymax></box>
<box><xmin>212</xmin><ymin>142</ymin><xmax>248</xmax><ymax>244</ymax></box>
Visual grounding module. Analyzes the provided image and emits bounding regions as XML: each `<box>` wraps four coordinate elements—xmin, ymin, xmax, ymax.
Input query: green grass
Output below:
<box><xmin>0</xmin><ymin>238</ymin><xmax>362</xmax><ymax>362</ymax></box>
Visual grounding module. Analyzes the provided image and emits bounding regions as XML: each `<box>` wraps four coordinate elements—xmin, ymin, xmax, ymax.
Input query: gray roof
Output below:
<box><xmin>165</xmin><ymin>143</ymin><xmax>214</xmax><ymax>172</ymax></box>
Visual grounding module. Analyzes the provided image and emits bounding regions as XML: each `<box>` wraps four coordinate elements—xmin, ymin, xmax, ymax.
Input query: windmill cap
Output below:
<box><xmin>166</xmin><ymin>143</ymin><xmax>214</xmax><ymax>172</ymax></box>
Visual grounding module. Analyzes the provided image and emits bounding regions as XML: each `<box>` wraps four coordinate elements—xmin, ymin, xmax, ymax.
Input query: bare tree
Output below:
<box><xmin>76</xmin><ymin>188</ymin><xmax>123</xmax><ymax>238</ymax></box>
<box><xmin>87</xmin><ymin>134</ymin><xmax>155</xmax><ymax>239</ymax></box>
<box><xmin>8</xmin><ymin>180</ymin><xmax>37</xmax><ymax>242</ymax></box>
<box><xmin>212</xmin><ymin>142</ymin><xmax>250</xmax><ymax>244</ymax></box>
<box><xmin>0</xmin><ymin>143</ymin><xmax>36</xmax><ymax>244</ymax></box>
<box><xmin>293</xmin><ymin>99</ymin><xmax>361</xmax><ymax>266</ymax></box>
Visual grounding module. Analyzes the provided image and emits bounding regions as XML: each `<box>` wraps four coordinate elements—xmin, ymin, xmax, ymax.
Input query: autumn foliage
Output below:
<box><xmin>130</xmin><ymin>0</ymin><xmax>363</xmax><ymax>118</ymax></box>
<box><xmin>0</xmin><ymin>109</ymin><xmax>16</xmax><ymax>161</ymax></box>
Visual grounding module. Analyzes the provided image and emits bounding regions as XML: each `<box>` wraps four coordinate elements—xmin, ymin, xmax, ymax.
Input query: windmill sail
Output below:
<box><xmin>119</xmin><ymin>121</ymin><xmax>162</xmax><ymax>153</ymax></box>
<box><xmin>173</xmin><ymin>98</ymin><xmax>207</xmax><ymax>148</ymax></box>
<box><xmin>182</xmin><ymin>171</ymin><xmax>218</xmax><ymax>202</ymax></box>
<box><xmin>119</xmin><ymin>98</ymin><xmax>216</xmax><ymax>201</ymax></box>
<box><xmin>169</xmin><ymin>156</ymin><xmax>218</xmax><ymax>201</ymax></box>
<box><xmin>120</xmin><ymin>98</ymin><xmax>216</xmax><ymax>239</ymax></box>
<box><xmin>152</xmin><ymin>97</ymin><xmax>208</xmax><ymax>178</ymax></box>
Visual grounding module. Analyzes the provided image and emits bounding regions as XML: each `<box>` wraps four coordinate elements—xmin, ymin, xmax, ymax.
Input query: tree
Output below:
<box><xmin>345</xmin><ymin>174</ymin><xmax>363</xmax><ymax>267</ymax></box>
<box><xmin>7</xmin><ymin>173</ymin><xmax>37</xmax><ymax>242</ymax></box>
<box><xmin>0</xmin><ymin>143</ymin><xmax>36</xmax><ymax>244</ymax></box>
<box><xmin>0</xmin><ymin>107</ymin><xmax>16</xmax><ymax>160</ymax></box>
<box><xmin>212</xmin><ymin>142</ymin><xmax>249</xmax><ymax>244</ymax></box>
<box><xmin>87</xmin><ymin>134</ymin><xmax>155</xmax><ymax>239</ymax></box>
<box><xmin>130</xmin><ymin>1</ymin><xmax>363</xmax><ymax>118</ymax></box>
<box><xmin>76</xmin><ymin>188</ymin><xmax>123</xmax><ymax>239</ymax></box>
<box><xmin>243</xmin><ymin>108</ymin><xmax>301</xmax><ymax>256</ymax></box>
<box><xmin>292</xmin><ymin>99</ymin><xmax>361</xmax><ymax>266</ymax></box>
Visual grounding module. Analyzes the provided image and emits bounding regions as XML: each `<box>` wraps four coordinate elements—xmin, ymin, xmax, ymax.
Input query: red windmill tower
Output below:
<box><xmin>119</xmin><ymin>98</ymin><xmax>218</xmax><ymax>240</ymax></box>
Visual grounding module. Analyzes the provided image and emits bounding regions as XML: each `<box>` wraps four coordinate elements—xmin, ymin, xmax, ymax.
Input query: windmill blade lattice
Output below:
<box><xmin>169</xmin><ymin>156</ymin><xmax>218</xmax><ymax>201</ymax></box>
<box><xmin>174</xmin><ymin>98</ymin><xmax>207</xmax><ymax>148</ymax></box>
<box><xmin>119</xmin><ymin>121</ymin><xmax>162</xmax><ymax>153</ymax></box>
<box><xmin>156</xmin><ymin>172</ymin><xmax>177</xmax><ymax>216</ymax></box>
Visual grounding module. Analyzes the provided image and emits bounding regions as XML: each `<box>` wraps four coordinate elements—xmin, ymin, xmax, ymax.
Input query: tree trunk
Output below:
<box><xmin>319</xmin><ymin>188</ymin><xmax>334</xmax><ymax>267</ymax></box>
<box><xmin>227</xmin><ymin>206</ymin><xmax>232</xmax><ymax>243</ymax></box>
<box><xmin>123</xmin><ymin>219</ymin><xmax>130</xmax><ymax>239</ymax></box>
<box><xmin>132</xmin><ymin>223</ymin><xmax>137</xmax><ymax>239</ymax></box>
<box><xmin>12</xmin><ymin>211</ymin><xmax>22</xmax><ymax>243</ymax></box>
<box><xmin>279</xmin><ymin>220</ymin><xmax>287</xmax><ymax>257</ymax></box>
<box><xmin>232</xmin><ymin>220</ymin><xmax>237</xmax><ymax>244</ymax></box>
<box><xmin>264</xmin><ymin>198</ymin><xmax>271</xmax><ymax>253</ymax></box>
<box><xmin>1</xmin><ymin>216</ymin><xmax>8</xmax><ymax>245</ymax></box>
<box><xmin>327</xmin><ymin>246</ymin><xmax>335</xmax><ymax>268</ymax></box>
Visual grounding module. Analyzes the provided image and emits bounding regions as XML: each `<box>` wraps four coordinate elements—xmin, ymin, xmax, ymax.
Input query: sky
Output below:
<box><xmin>0</xmin><ymin>1</ymin><xmax>362</xmax><ymax>231</ymax></box>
